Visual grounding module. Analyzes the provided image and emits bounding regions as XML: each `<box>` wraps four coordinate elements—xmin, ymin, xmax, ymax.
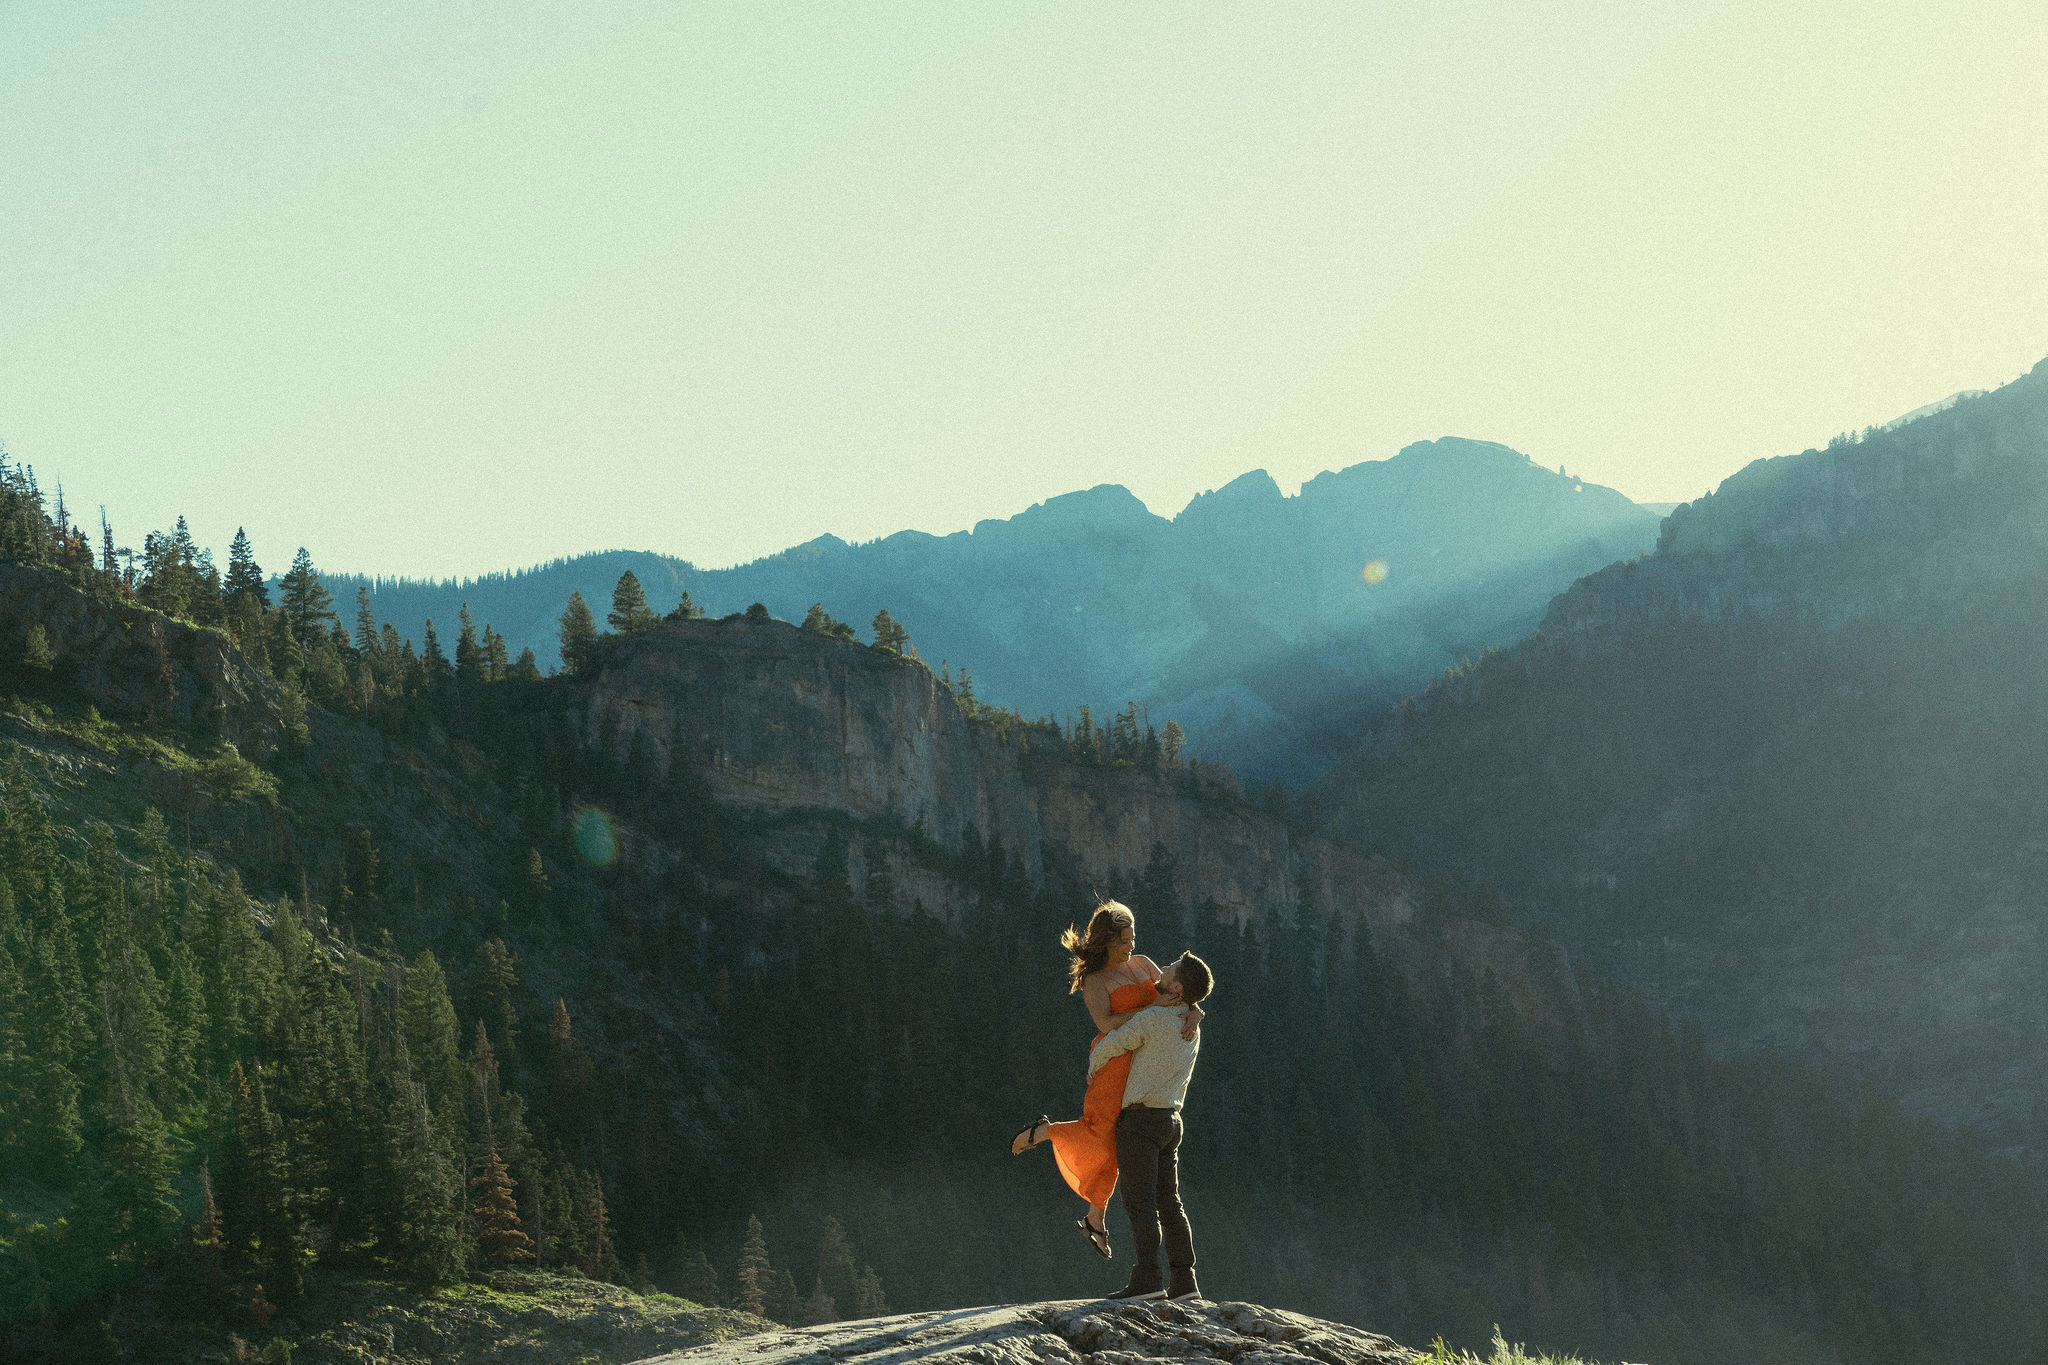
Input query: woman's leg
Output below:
<box><xmin>1086</xmin><ymin>1201</ymin><xmax>1108</xmax><ymax>1231</ymax></box>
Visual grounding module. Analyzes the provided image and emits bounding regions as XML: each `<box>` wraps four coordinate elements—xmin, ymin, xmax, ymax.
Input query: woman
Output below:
<box><xmin>1009</xmin><ymin>900</ymin><xmax>1202</xmax><ymax>1259</ymax></box>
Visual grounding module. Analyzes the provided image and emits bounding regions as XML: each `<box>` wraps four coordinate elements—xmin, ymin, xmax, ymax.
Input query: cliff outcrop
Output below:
<box><xmin>576</xmin><ymin>618</ymin><xmax>1413</xmax><ymax>939</ymax></box>
<box><xmin>635</xmin><ymin>1300</ymin><xmax>1422</xmax><ymax>1365</ymax></box>
<box><xmin>0</xmin><ymin>563</ymin><xmax>282</xmax><ymax>754</ymax></box>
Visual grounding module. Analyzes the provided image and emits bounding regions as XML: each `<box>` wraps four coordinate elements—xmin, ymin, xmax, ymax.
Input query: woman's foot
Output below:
<box><xmin>1077</xmin><ymin>1212</ymin><xmax>1112</xmax><ymax>1260</ymax></box>
<box><xmin>1009</xmin><ymin>1116</ymin><xmax>1050</xmax><ymax>1155</ymax></box>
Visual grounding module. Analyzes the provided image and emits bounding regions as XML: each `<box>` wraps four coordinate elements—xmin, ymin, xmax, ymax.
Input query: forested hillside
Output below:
<box><xmin>1317</xmin><ymin>357</ymin><xmax>2048</xmax><ymax>1153</ymax></box>
<box><xmin>321</xmin><ymin>440</ymin><xmax>1659</xmax><ymax>785</ymax></box>
<box><xmin>4</xmin><ymin>460</ymin><xmax>2047</xmax><ymax>1364</ymax></box>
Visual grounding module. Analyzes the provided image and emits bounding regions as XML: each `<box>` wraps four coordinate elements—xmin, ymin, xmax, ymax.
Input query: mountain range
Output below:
<box><xmin>1316</xmin><ymin>356</ymin><xmax>2048</xmax><ymax>1152</ymax></box>
<box><xmin>330</xmin><ymin>439</ymin><xmax>1662</xmax><ymax>785</ymax></box>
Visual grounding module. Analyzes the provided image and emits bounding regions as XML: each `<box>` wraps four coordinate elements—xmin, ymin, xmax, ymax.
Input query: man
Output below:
<box><xmin>1087</xmin><ymin>950</ymin><xmax>1213</xmax><ymax>1302</ymax></box>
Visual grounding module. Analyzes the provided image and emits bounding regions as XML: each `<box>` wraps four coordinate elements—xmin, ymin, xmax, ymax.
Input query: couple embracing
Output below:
<box><xmin>1010</xmin><ymin>900</ymin><xmax>1214</xmax><ymax>1303</ymax></box>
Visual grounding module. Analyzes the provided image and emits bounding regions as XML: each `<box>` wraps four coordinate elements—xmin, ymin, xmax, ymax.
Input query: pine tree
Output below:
<box><xmin>608</xmin><ymin>572</ymin><xmax>659</xmax><ymax>634</ymax></box>
<box><xmin>850</xmin><ymin>1266</ymin><xmax>887</xmax><ymax>1318</ymax></box>
<box><xmin>354</xmin><ymin>586</ymin><xmax>379</xmax><ymax>656</ymax></box>
<box><xmin>802</xmin><ymin>603</ymin><xmax>855</xmax><ymax>640</ymax></box>
<box><xmin>398</xmin><ymin>950</ymin><xmax>467</xmax><ymax>1128</ymax></box>
<box><xmin>508</xmin><ymin>647</ymin><xmax>542</xmax><ymax>684</ymax></box>
<box><xmin>278</xmin><ymin>547</ymin><xmax>335</xmax><ymax>639</ymax></box>
<box><xmin>870</xmin><ymin>609</ymin><xmax>908</xmax><ymax>655</ymax></box>
<box><xmin>734</xmin><ymin>1213</ymin><xmax>772</xmax><ymax>1316</ymax></box>
<box><xmin>224</xmin><ymin>529</ymin><xmax>268</xmax><ymax>609</ymax></box>
<box><xmin>1111</xmin><ymin>701</ymin><xmax>1142</xmax><ymax>764</ymax></box>
<box><xmin>558</xmin><ymin>592</ymin><xmax>598</xmax><ymax>675</ymax></box>
<box><xmin>666</xmin><ymin>591</ymin><xmax>704</xmax><ymax>622</ymax></box>
<box><xmin>21</xmin><ymin>622</ymin><xmax>53</xmax><ymax>672</ymax></box>
<box><xmin>472</xmin><ymin>1149</ymin><xmax>536</xmax><ymax>1266</ymax></box>
<box><xmin>677</xmin><ymin>1245</ymin><xmax>723</xmax><ymax>1307</ymax></box>
<box><xmin>745</xmin><ymin>601</ymin><xmax>771</xmax><ymax>623</ymax></box>
<box><xmin>544</xmin><ymin>997</ymin><xmax>597</xmax><ymax>1145</ymax></box>
<box><xmin>380</xmin><ymin>1069</ymin><xmax>466</xmax><ymax>1286</ymax></box>
<box><xmin>195</xmin><ymin>1165</ymin><xmax>228</xmax><ymax>1299</ymax></box>
<box><xmin>455</xmin><ymin>604</ymin><xmax>484</xmax><ymax>686</ymax></box>
<box><xmin>474</xmin><ymin>938</ymin><xmax>520</xmax><ymax>1065</ymax></box>
<box><xmin>815</xmin><ymin>1216</ymin><xmax>859</xmax><ymax>1323</ymax></box>
<box><xmin>482</xmin><ymin>625</ymin><xmax>510</xmax><ymax>682</ymax></box>
<box><xmin>231</xmin><ymin>1061</ymin><xmax>306</xmax><ymax>1297</ymax></box>
<box><xmin>587</xmin><ymin>1178</ymin><xmax>615</xmax><ymax>1280</ymax></box>
<box><xmin>1159</xmin><ymin>719</ymin><xmax>1186</xmax><ymax>768</ymax></box>
<box><xmin>801</xmin><ymin>1277</ymin><xmax>837</xmax><ymax>1325</ymax></box>
<box><xmin>766</xmin><ymin>1266</ymin><xmax>802</xmax><ymax>1325</ymax></box>
<box><xmin>420</xmin><ymin>620</ymin><xmax>452</xmax><ymax>688</ymax></box>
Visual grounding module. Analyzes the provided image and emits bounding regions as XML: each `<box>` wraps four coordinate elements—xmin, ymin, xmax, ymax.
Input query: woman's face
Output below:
<box><xmin>1115</xmin><ymin>919</ymin><xmax>1137</xmax><ymax>954</ymax></box>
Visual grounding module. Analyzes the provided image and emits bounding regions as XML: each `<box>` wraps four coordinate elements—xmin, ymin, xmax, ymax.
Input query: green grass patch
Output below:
<box><xmin>1417</xmin><ymin>1327</ymin><xmax>1617</xmax><ymax>1365</ymax></box>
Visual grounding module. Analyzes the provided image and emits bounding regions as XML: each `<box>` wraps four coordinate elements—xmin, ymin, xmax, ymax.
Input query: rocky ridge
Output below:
<box><xmin>330</xmin><ymin>438</ymin><xmax>1661</xmax><ymax>784</ymax></box>
<box><xmin>0</xmin><ymin>562</ymin><xmax>282</xmax><ymax>754</ymax></box>
<box><xmin>634</xmin><ymin>1300</ymin><xmax>1422</xmax><ymax>1365</ymax></box>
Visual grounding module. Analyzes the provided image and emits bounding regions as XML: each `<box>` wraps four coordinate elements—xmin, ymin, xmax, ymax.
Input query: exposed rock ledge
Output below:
<box><xmin>633</xmin><ymin>1300</ymin><xmax>1420</xmax><ymax>1365</ymax></box>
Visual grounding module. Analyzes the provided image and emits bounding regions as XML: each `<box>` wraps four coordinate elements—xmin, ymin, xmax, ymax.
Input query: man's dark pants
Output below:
<box><xmin>1115</xmin><ymin>1105</ymin><xmax>1195</xmax><ymax>1287</ymax></box>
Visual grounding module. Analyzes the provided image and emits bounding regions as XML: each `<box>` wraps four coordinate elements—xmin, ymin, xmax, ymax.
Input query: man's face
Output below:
<box><xmin>1154</xmin><ymin>960</ymin><xmax>1183</xmax><ymax>1003</ymax></box>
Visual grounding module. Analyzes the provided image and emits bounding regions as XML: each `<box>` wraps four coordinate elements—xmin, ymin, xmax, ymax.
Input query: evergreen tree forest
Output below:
<box><xmin>4</xmin><ymin>463</ymin><xmax>2048</xmax><ymax>1364</ymax></box>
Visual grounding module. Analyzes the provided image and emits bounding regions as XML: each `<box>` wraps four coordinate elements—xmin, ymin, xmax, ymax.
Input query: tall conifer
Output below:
<box><xmin>734</xmin><ymin>1214</ymin><xmax>772</xmax><ymax>1316</ymax></box>
<box><xmin>608</xmin><ymin>572</ymin><xmax>658</xmax><ymax>634</ymax></box>
<box><xmin>455</xmin><ymin>604</ymin><xmax>484</xmax><ymax>685</ymax></box>
<box><xmin>558</xmin><ymin>593</ymin><xmax>598</xmax><ymax>675</ymax></box>
<box><xmin>278</xmin><ymin>547</ymin><xmax>334</xmax><ymax>639</ymax></box>
<box><xmin>472</xmin><ymin>1149</ymin><xmax>535</xmax><ymax>1266</ymax></box>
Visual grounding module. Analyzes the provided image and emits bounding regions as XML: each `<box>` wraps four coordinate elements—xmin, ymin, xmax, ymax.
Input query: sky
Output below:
<box><xmin>3</xmin><ymin>2</ymin><xmax>2046</xmax><ymax>580</ymax></box>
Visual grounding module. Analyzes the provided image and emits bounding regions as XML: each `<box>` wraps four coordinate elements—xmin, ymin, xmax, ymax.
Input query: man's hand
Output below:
<box><xmin>1180</xmin><ymin>1003</ymin><xmax>1203</xmax><ymax>1040</ymax></box>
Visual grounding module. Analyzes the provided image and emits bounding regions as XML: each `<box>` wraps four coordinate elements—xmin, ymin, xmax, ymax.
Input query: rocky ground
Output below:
<box><xmin>632</xmin><ymin>1299</ymin><xmax>1421</xmax><ymax>1365</ymax></box>
<box><xmin>33</xmin><ymin>1268</ymin><xmax>771</xmax><ymax>1365</ymax></box>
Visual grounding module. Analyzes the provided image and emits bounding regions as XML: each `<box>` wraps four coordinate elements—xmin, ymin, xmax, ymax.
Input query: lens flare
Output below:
<box><xmin>571</xmin><ymin>805</ymin><xmax>620</xmax><ymax>867</ymax></box>
<box><xmin>1361</xmin><ymin>559</ymin><xmax>1389</xmax><ymax>585</ymax></box>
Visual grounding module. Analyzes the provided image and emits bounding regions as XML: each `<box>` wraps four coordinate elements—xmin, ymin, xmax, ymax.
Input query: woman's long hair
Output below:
<box><xmin>1060</xmin><ymin>900</ymin><xmax>1135</xmax><ymax>994</ymax></box>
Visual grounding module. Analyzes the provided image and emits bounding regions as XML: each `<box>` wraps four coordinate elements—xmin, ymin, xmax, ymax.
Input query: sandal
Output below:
<box><xmin>1077</xmin><ymin>1214</ymin><xmax>1112</xmax><ymax>1260</ymax></box>
<box><xmin>1009</xmin><ymin>1115</ymin><xmax>1051</xmax><ymax>1156</ymax></box>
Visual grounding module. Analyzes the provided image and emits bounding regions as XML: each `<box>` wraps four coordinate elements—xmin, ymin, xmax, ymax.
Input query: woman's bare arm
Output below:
<box><xmin>1084</xmin><ymin>962</ymin><xmax>1202</xmax><ymax>1039</ymax></box>
<box><xmin>1083</xmin><ymin>973</ymin><xmax>1135</xmax><ymax>1033</ymax></box>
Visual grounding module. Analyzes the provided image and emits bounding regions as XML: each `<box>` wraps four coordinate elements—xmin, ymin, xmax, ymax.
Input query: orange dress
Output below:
<box><xmin>1047</xmin><ymin>965</ymin><xmax>1159</xmax><ymax>1208</ymax></box>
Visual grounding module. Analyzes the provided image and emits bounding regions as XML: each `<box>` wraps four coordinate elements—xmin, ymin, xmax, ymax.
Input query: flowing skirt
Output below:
<box><xmin>1045</xmin><ymin>1043</ymin><xmax>1132</xmax><ymax>1208</ymax></box>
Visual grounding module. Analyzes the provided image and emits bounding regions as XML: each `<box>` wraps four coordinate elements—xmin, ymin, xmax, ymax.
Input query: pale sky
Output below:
<box><xmin>3</xmin><ymin>2</ymin><xmax>2045</xmax><ymax>579</ymax></box>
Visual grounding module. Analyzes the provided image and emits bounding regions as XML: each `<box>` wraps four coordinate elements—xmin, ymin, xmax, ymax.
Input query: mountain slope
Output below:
<box><xmin>10</xmin><ymin>555</ymin><xmax>2048</xmax><ymax>1364</ymax></box>
<box><xmin>329</xmin><ymin>442</ymin><xmax>1659</xmax><ymax>783</ymax></box>
<box><xmin>1317</xmin><ymin>356</ymin><xmax>2048</xmax><ymax>1148</ymax></box>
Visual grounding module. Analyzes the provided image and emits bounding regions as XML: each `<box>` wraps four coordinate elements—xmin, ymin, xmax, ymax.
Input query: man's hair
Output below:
<box><xmin>1174</xmin><ymin>952</ymin><xmax>1213</xmax><ymax>1006</ymax></box>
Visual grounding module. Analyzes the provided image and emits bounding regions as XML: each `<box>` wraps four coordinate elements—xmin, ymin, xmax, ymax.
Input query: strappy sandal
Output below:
<box><xmin>1077</xmin><ymin>1214</ymin><xmax>1112</xmax><ymax>1260</ymax></box>
<box><xmin>1009</xmin><ymin>1115</ymin><xmax>1051</xmax><ymax>1156</ymax></box>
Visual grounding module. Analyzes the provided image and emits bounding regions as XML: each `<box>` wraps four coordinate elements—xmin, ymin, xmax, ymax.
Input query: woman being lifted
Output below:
<box><xmin>1009</xmin><ymin>899</ymin><xmax>1202</xmax><ymax>1259</ymax></box>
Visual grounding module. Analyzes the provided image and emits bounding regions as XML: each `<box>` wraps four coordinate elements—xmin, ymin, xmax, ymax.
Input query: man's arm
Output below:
<box><xmin>1088</xmin><ymin>1009</ymin><xmax>1160</xmax><ymax>1077</ymax></box>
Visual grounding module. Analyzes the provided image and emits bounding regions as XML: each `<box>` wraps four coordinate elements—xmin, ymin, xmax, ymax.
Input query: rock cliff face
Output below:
<box><xmin>634</xmin><ymin>1300</ymin><xmax>1422</xmax><ymax>1365</ymax></box>
<box><xmin>0</xmin><ymin>564</ymin><xmax>281</xmax><ymax>754</ymax></box>
<box><xmin>577</xmin><ymin>619</ymin><xmax>1413</xmax><ymax>939</ymax></box>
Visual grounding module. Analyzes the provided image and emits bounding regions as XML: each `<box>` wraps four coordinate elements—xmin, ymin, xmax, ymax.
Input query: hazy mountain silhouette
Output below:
<box><xmin>333</xmin><ymin>440</ymin><xmax>1659</xmax><ymax>784</ymax></box>
<box><xmin>1317</xmin><ymin>356</ymin><xmax>2048</xmax><ymax>1150</ymax></box>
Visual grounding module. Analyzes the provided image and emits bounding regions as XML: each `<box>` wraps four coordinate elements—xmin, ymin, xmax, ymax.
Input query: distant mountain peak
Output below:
<box><xmin>989</xmin><ymin>483</ymin><xmax>1160</xmax><ymax>534</ymax></box>
<box><xmin>1392</xmin><ymin>436</ymin><xmax>1533</xmax><ymax>465</ymax></box>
